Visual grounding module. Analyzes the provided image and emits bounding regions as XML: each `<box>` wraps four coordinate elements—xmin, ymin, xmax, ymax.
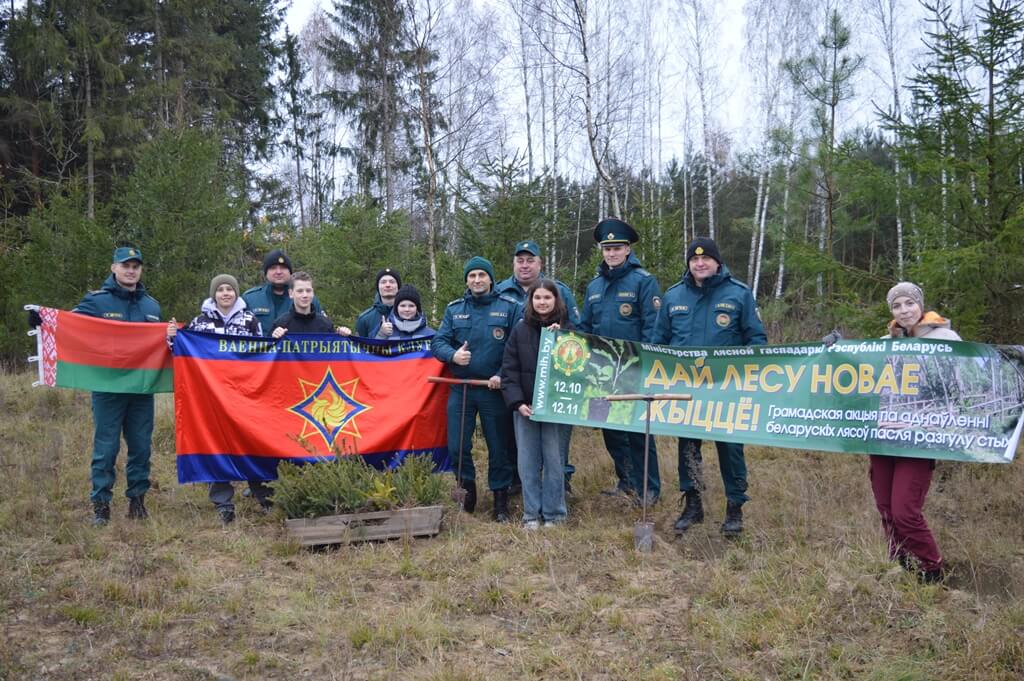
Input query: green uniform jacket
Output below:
<box><xmin>73</xmin><ymin>274</ymin><xmax>161</xmax><ymax>323</ymax></box>
<box><xmin>578</xmin><ymin>254</ymin><xmax>661</xmax><ymax>342</ymax></box>
<box><xmin>653</xmin><ymin>264</ymin><xmax>767</xmax><ymax>347</ymax></box>
<box><xmin>431</xmin><ymin>290</ymin><xmax>522</xmax><ymax>380</ymax></box>
<box><xmin>494</xmin><ymin>275</ymin><xmax>581</xmax><ymax>326</ymax></box>
<box><xmin>355</xmin><ymin>294</ymin><xmax>391</xmax><ymax>338</ymax></box>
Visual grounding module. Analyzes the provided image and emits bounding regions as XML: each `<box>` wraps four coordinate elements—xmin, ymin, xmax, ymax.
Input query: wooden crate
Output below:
<box><xmin>284</xmin><ymin>505</ymin><xmax>444</xmax><ymax>547</ymax></box>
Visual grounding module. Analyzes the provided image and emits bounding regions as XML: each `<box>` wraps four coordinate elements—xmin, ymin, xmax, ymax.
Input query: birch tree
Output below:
<box><xmin>678</xmin><ymin>0</ymin><xmax>721</xmax><ymax>238</ymax></box>
<box><xmin>864</xmin><ymin>0</ymin><xmax>910</xmax><ymax>277</ymax></box>
<box><xmin>528</xmin><ymin>0</ymin><xmax>623</xmax><ymax>217</ymax></box>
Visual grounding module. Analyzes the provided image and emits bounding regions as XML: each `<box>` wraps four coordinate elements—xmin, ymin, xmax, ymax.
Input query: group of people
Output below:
<box><xmin>28</xmin><ymin>219</ymin><xmax>960</xmax><ymax>583</ymax></box>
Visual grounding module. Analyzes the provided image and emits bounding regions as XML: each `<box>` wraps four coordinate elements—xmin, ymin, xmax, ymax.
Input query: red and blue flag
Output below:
<box><xmin>172</xmin><ymin>332</ymin><xmax>449</xmax><ymax>483</ymax></box>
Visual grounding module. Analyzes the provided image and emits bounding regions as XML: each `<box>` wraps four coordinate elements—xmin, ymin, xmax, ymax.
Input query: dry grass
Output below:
<box><xmin>1</xmin><ymin>370</ymin><xmax>1023</xmax><ymax>680</ymax></box>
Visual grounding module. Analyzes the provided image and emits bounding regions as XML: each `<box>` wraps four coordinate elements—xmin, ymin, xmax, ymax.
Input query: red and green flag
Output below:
<box><xmin>31</xmin><ymin>306</ymin><xmax>173</xmax><ymax>394</ymax></box>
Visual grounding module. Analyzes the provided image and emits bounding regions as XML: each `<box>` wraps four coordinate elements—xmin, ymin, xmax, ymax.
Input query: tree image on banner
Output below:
<box><xmin>573</xmin><ymin>334</ymin><xmax>641</xmax><ymax>426</ymax></box>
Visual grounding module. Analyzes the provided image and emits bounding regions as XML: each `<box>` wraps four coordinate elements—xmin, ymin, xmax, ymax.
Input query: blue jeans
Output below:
<box><xmin>447</xmin><ymin>385</ymin><xmax>514</xmax><ymax>491</ymax></box>
<box><xmin>513</xmin><ymin>412</ymin><xmax>566</xmax><ymax>523</ymax></box>
<box><xmin>560</xmin><ymin>425</ymin><xmax>575</xmax><ymax>481</ymax></box>
<box><xmin>677</xmin><ymin>438</ymin><xmax>749</xmax><ymax>504</ymax></box>
<box><xmin>90</xmin><ymin>392</ymin><xmax>154</xmax><ymax>503</ymax></box>
<box><xmin>602</xmin><ymin>428</ymin><xmax>660</xmax><ymax>498</ymax></box>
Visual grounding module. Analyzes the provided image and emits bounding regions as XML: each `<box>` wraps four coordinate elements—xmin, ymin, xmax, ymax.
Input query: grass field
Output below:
<box><xmin>1</xmin><ymin>370</ymin><xmax>1022</xmax><ymax>680</ymax></box>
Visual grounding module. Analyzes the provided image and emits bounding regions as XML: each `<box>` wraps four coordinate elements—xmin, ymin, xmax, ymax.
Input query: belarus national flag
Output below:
<box><xmin>32</xmin><ymin>307</ymin><xmax>173</xmax><ymax>393</ymax></box>
<box><xmin>172</xmin><ymin>331</ymin><xmax>450</xmax><ymax>483</ymax></box>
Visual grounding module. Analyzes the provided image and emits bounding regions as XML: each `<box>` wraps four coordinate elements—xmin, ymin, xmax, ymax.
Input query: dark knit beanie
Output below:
<box><xmin>685</xmin><ymin>237</ymin><xmax>722</xmax><ymax>264</ymax></box>
<box><xmin>209</xmin><ymin>274</ymin><xmax>240</xmax><ymax>300</ymax></box>
<box><xmin>463</xmin><ymin>256</ymin><xmax>495</xmax><ymax>284</ymax></box>
<box><xmin>393</xmin><ymin>285</ymin><xmax>422</xmax><ymax>314</ymax></box>
<box><xmin>262</xmin><ymin>249</ymin><xmax>292</xmax><ymax>274</ymax></box>
<box><xmin>376</xmin><ymin>268</ymin><xmax>402</xmax><ymax>290</ymax></box>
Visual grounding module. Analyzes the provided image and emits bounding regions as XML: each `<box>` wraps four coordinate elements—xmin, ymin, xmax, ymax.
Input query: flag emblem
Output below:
<box><xmin>289</xmin><ymin>368</ymin><xmax>372</xmax><ymax>448</ymax></box>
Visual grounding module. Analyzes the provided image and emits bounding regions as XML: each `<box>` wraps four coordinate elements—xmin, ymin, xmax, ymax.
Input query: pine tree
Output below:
<box><xmin>322</xmin><ymin>0</ymin><xmax>418</xmax><ymax>212</ymax></box>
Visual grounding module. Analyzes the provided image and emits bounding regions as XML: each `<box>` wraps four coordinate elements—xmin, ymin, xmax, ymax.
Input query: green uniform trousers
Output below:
<box><xmin>90</xmin><ymin>392</ymin><xmax>154</xmax><ymax>503</ymax></box>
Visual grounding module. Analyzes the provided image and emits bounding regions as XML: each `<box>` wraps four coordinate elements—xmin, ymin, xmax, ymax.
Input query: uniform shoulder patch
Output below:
<box><xmin>497</xmin><ymin>294</ymin><xmax>519</xmax><ymax>305</ymax></box>
<box><xmin>88</xmin><ymin>289</ymin><xmax>106</xmax><ymax>296</ymax></box>
<box><xmin>636</xmin><ymin>268</ymin><xmax>652</xmax><ymax>277</ymax></box>
<box><xmin>446</xmin><ymin>298</ymin><xmax>462</xmax><ymax>307</ymax></box>
<box><xmin>665</xmin><ymin>282</ymin><xmax>684</xmax><ymax>293</ymax></box>
<box><xmin>730</xmin><ymin>278</ymin><xmax>751</xmax><ymax>290</ymax></box>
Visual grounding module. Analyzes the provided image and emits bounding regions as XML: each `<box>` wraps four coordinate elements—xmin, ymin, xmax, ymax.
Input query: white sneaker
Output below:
<box><xmin>543</xmin><ymin>520</ymin><xmax>564</xmax><ymax>528</ymax></box>
<box><xmin>523</xmin><ymin>520</ymin><xmax>541</xmax><ymax>530</ymax></box>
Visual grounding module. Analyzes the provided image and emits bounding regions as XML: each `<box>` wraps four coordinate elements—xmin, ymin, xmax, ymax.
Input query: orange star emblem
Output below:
<box><xmin>289</xmin><ymin>368</ymin><xmax>372</xmax><ymax>449</ymax></box>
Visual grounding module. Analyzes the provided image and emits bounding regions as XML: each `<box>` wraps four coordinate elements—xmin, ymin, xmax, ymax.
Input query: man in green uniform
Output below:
<box><xmin>242</xmin><ymin>249</ymin><xmax>324</xmax><ymax>334</ymax></box>
<box><xmin>72</xmin><ymin>247</ymin><xmax>162</xmax><ymax>525</ymax></box>
<box><xmin>431</xmin><ymin>257</ymin><xmax>521</xmax><ymax>522</ymax></box>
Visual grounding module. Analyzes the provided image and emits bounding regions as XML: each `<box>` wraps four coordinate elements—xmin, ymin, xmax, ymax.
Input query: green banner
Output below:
<box><xmin>532</xmin><ymin>330</ymin><xmax>1024</xmax><ymax>464</ymax></box>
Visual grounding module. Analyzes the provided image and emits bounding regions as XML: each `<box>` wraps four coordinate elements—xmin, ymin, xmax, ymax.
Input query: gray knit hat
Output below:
<box><xmin>210</xmin><ymin>274</ymin><xmax>240</xmax><ymax>300</ymax></box>
<box><xmin>886</xmin><ymin>282</ymin><xmax>924</xmax><ymax>310</ymax></box>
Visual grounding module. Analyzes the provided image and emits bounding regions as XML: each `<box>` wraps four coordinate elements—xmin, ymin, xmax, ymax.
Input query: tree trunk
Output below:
<box><xmin>85</xmin><ymin>55</ymin><xmax>95</xmax><ymax>220</ymax></box>
<box><xmin>753</xmin><ymin>168</ymin><xmax>770</xmax><ymax>294</ymax></box>
<box><xmin>573</xmin><ymin>0</ymin><xmax>620</xmax><ymax>216</ymax></box>
<box><xmin>517</xmin><ymin>5</ymin><xmax>535</xmax><ymax>180</ymax></box>
<box><xmin>749</xmin><ymin>170</ymin><xmax>765</xmax><ymax>283</ymax></box>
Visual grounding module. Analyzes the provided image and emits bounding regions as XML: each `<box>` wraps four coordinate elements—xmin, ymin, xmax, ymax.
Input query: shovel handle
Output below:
<box><xmin>427</xmin><ymin>376</ymin><xmax>491</xmax><ymax>387</ymax></box>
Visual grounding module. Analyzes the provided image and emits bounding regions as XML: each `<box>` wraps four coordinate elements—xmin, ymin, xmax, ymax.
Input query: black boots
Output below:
<box><xmin>721</xmin><ymin>501</ymin><xmax>743</xmax><ymax>536</ymax></box>
<box><xmin>673</xmin><ymin>490</ymin><xmax>704</xmax><ymax>533</ymax></box>
<box><xmin>492</xmin><ymin>489</ymin><xmax>510</xmax><ymax>523</ymax></box>
<box><xmin>127</xmin><ymin>494</ymin><xmax>148</xmax><ymax>520</ymax></box>
<box><xmin>458</xmin><ymin>478</ymin><xmax>477</xmax><ymax>513</ymax></box>
<box><xmin>92</xmin><ymin>501</ymin><xmax>111</xmax><ymax>527</ymax></box>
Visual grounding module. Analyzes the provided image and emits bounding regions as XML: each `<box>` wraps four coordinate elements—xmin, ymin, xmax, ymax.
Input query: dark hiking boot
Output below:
<box><xmin>458</xmin><ymin>478</ymin><xmax>477</xmax><ymax>513</ymax></box>
<box><xmin>720</xmin><ymin>501</ymin><xmax>744</xmax><ymax>536</ymax></box>
<box><xmin>219</xmin><ymin>508</ymin><xmax>236</xmax><ymax>526</ymax></box>
<box><xmin>92</xmin><ymin>501</ymin><xmax>111</xmax><ymax>527</ymax></box>
<box><xmin>127</xmin><ymin>494</ymin><xmax>148</xmax><ymax>520</ymax></box>
<box><xmin>492</xmin><ymin>489</ymin><xmax>510</xmax><ymax>523</ymax></box>
<box><xmin>673</xmin><ymin>490</ymin><xmax>704</xmax><ymax>534</ymax></box>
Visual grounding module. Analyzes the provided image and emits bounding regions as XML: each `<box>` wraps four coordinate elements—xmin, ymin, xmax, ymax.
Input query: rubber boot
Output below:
<box><xmin>127</xmin><ymin>494</ymin><xmax>148</xmax><ymax>520</ymax></box>
<box><xmin>492</xmin><ymin>489</ymin><xmax>510</xmax><ymax>523</ymax></box>
<box><xmin>458</xmin><ymin>478</ymin><xmax>477</xmax><ymax>513</ymax></box>
<box><xmin>92</xmin><ymin>501</ymin><xmax>111</xmax><ymax>527</ymax></box>
<box><xmin>720</xmin><ymin>500</ymin><xmax>743</xmax><ymax>536</ymax></box>
<box><xmin>673</xmin><ymin>490</ymin><xmax>704</xmax><ymax>534</ymax></box>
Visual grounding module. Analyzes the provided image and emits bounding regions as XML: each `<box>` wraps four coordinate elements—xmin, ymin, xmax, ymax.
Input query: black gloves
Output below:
<box><xmin>27</xmin><ymin>309</ymin><xmax>43</xmax><ymax>329</ymax></box>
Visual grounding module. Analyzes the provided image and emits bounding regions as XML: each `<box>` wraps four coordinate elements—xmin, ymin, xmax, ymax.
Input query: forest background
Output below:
<box><xmin>2</xmin><ymin>0</ymin><xmax>1024</xmax><ymax>363</ymax></box>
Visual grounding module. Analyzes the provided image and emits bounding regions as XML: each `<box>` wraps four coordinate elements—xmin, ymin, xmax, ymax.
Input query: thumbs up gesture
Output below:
<box><xmin>453</xmin><ymin>340</ymin><xmax>471</xmax><ymax>366</ymax></box>
<box><xmin>379</xmin><ymin>314</ymin><xmax>394</xmax><ymax>337</ymax></box>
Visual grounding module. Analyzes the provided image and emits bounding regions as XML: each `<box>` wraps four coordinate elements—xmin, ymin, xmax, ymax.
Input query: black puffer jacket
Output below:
<box><xmin>500</xmin><ymin>317</ymin><xmax>574</xmax><ymax>411</ymax></box>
